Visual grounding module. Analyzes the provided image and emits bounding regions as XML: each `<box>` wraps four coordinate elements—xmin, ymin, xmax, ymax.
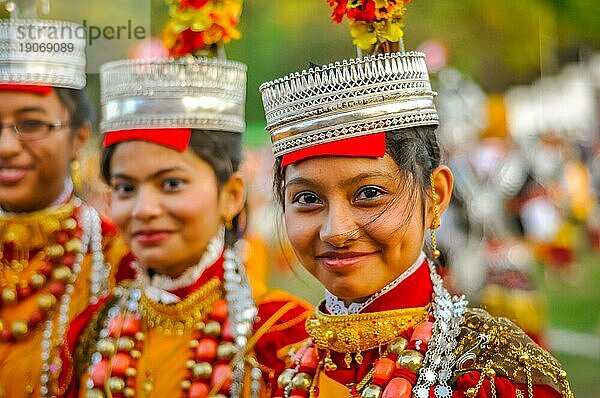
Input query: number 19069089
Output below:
<box><xmin>19</xmin><ymin>42</ymin><xmax>75</xmax><ymax>53</ymax></box>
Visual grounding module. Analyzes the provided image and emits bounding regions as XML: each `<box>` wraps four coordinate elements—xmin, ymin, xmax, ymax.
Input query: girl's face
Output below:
<box><xmin>0</xmin><ymin>90</ymin><xmax>87</xmax><ymax>212</ymax></box>
<box><xmin>109</xmin><ymin>140</ymin><xmax>244</xmax><ymax>278</ymax></box>
<box><xmin>284</xmin><ymin>154</ymin><xmax>452</xmax><ymax>301</ymax></box>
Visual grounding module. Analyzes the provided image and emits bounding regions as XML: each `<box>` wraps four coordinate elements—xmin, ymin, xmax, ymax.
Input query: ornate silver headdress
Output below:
<box><xmin>260</xmin><ymin>51</ymin><xmax>438</xmax><ymax>159</ymax></box>
<box><xmin>100</xmin><ymin>57</ymin><xmax>247</xmax><ymax>134</ymax></box>
<box><xmin>0</xmin><ymin>19</ymin><xmax>86</xmax><ymax>89</ymax></box>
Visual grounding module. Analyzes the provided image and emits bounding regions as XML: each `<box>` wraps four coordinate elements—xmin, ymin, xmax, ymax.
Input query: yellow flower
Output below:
<box><xmin>379</xmin><ymin>19</ymin><xmax>403</xmax><ymax>43</ymax></box>
<box><xmin>162</xmin><ymin>20</ymin><xmax>180</xmax><ymax>48</ymax></box>
<box><xmin>350</xmin><ymin>21</ymin><xmax>378</xmax><ymax>50</ymax></box>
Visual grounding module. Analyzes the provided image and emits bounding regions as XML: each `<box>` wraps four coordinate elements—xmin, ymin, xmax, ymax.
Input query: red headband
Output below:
<box><xmin>103</xmin><ymin>128</ymin><xmax>192</xmax><ymax>152</ymax></box>
<box><xmin>281</xmin><ymin>132</ymin><xmax>386</xmax><ymax>167</ymax></box>
<box><xmin>0</xmin><ymin>84</ymin><xmax>53</xmax><ymax>95</ymax></box>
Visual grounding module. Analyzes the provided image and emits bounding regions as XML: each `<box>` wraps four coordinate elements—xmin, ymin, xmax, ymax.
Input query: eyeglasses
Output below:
<box><xmin>0</xmin><ymin>120</ymin><xmax>69</xmax><ymax>141</ymax></box>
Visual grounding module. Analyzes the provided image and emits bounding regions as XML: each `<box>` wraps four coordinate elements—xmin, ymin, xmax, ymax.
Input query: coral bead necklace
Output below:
<box><xmin>85</xmin><ymin>247</ymin><xmax>259</xmax><ymax>398</ymax></box>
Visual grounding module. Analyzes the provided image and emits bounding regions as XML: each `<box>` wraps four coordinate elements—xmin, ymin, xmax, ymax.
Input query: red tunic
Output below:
<box><xmin>60</xmin><ymin>253</ymin><xmax>310</xmax><ymax>397</ymax></box>
<box><xmin>277</xmin><ymin>259</ymin><xmax>569</xmax><ymax>398</ymax></box>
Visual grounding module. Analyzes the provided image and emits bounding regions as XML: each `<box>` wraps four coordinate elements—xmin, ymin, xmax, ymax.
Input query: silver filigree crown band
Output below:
<box><xmin>260</xmin><ymin>51</ymin><xmax>439</xmax><ymax>158</ymax></box>
<box><xmin>0</xmin><ymin>19</ymin><xmax>86</xmax><ymax>89</ymax></box>
<box><xmin>100</xmin><ymin>57</ymin><xmax>247</xmax><ymax>134</ymax></box>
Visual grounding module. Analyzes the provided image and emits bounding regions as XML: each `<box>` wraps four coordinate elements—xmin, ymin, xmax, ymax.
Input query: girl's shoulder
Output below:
<box><xmin>453</xmin><ymin>307</ymin><xmax>571</xmax><ymax>397</ymax></box>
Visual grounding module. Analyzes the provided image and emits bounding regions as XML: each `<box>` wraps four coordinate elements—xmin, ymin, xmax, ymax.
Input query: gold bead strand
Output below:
<box><xmin>429</xmin><ymin>173</ymin><xmax>441</xmax><ymax>259</ymax></box>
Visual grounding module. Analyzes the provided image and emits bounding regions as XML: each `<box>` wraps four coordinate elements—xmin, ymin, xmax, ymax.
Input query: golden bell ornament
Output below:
<box><xmin>388</xmin><ymin>336</ymin><xmax>408</xmax><ymax>354</ymax></box>
<box><xmin>277</xmin><ymin>368</ymin><xmax>295</xmax><ymax>388</ymax></box>
<box><xmin>108</xmin><ymin>377</ymin><xmax>125</xmax><ymax>393</ymax></box>
<box><xmin>180</xmin><ymin>380</ymin><xmax>192</xmax><ymax>390</ymax></box>
<box><xmin>117</xmin><ymin>337</ymin><xmax>135</xmax><ymax>351</ymax></box>
<box><xmin>11</xmin><ymin>320</ymin><xmax>28</xmax><ymax>338</ymax></box>
<box><xmin>45</xmin><ymin>244</ymin><xmax>65</xmax><ymax>258</ymax></box>
<box><xmin>361</xmin><ymin>384</ymin><xmax>383</xmax><ymax>398</ymax></box>
<box><xmin>203</xmin><ymin>320</ymin><xmax>221</xmax><ymax>336</ymax></box>
<box><xmin>38</xmin><ymin>293</ymin><xmax>57</xmax><ymax>311</ymax></box>
<box><xmin>30</xmin><ymin>273</ymin><xmax>46</xmax><ymax>288</ymax></box>
<box><xmin>51</xmin><ymin>266</ymin><xmax>72</xmax><ymax>282</ymax></box>
<box><xmin>124</xmin><ymin>367</ymin><xmax>137</xmax><ymax>378</ymax></box>
<box><xmin>192</xmin><ymin>362</ymin><xmax>213</xmax><ymax>379</ymax></box>
<box><xmin>291</xmin><ymin>372</ymin><xmax>313</xmax><ymax>390</ymax></box>
<box><xmin>61</xmin><ymin>218</ymin><xmax>77</xmax><ymax>230</ymax></box>
<box><xmin>217</xmin><ymin>342</ymin><xmax>236</xmax><ymax>360</ymax></box>
<box><xmin>65</xmin><ymin>238</ymin><xmax>82</xmax><ymax>253</ymax></box>
<box><xmin>85</xmin><ymin>389</ymin><xmax>105</xmax><ymax>398</ymax></box>
<box><xmin>397</xmin><ymin>349</ymin><xmax>424</xmax><ymax>373</ymax></box>
<box><xmin>96</xmin><ymin>339</ymin><xmax>116</xmax><ymax>357</ymax></box>
<box><xmin>2</xmin><ymin>288</ymin><xmax>17</xmax><ymax>304</ymax></box>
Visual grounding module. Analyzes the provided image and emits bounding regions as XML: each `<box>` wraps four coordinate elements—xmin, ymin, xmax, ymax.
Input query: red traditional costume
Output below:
<box><xmin>63</xmin><ymin>239</ymin><xmax>310</xmax><ymax>398</ymax></box>
<box><xmin>0</xmin><ymin>18</ymin><xmax>132</xmax><ymax>397</ymax></box>
<box><xmin>257</xmin><ymin>2</ymin><xmax>574</xmax><ymax>397</ymax></box>
<box><xmin>269</xmin><ymin>256</ymin><xmax>570</xmax><ymax>398</ymax></box>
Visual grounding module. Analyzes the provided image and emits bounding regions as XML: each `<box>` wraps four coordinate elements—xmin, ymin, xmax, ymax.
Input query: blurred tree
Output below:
<box><xmin>3</xmin><ymin>0</ymin><xmax>597</xmax><ymax>133</ymax></box>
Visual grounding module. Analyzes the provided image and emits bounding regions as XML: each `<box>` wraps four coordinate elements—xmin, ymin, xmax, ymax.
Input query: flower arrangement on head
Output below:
<box><xmin>162</xmin><ymin>0</ymin><xmax>243</xmax><ymax>57</ymax></box>
<box><xmin>327</xmin><ymin>0</ymin><xmax>411</xmax><ymax>53</ymax></box>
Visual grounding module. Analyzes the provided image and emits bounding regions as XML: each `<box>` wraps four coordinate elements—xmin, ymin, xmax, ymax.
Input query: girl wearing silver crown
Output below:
<box><xmin>61</xmin><ymin>2</ymin><xmax>310</xmax><ymax>397</ymax></box>
<box><xmin>259</xmin><ymin>2</ymin><xmax>574</xmax><ymax>398</ymax></box>
<box><xmin>0</xmin><ymin>18</ymin><xmax>133</xmax><ymax>398</ymax></box>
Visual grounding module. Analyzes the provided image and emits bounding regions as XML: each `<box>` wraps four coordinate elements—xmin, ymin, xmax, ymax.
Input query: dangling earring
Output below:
<box><xmin>71</xmin><ymin>158</ymin><xmax>82</xmax><ymax>193</ymax></box>
<box><xmin>429</xmin><ymin>173</ymin><xmax>441</xmax><ymax>260</ymax></box>
<box><xmin>223</xmin><ymin>216</ymin><xmax>233</xmax><ymax>230</ymax></box>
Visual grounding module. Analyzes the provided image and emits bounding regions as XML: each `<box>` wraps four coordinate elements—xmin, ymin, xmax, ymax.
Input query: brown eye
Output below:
<box><xmin>355</xmin><ymin>186</ymin><xmax>385</xmax><ymax>201</ymax></box>
<box><xmin>293</xmin><ymin>191</ymin><xmax>321</xmax><ymax>205</ymax></box>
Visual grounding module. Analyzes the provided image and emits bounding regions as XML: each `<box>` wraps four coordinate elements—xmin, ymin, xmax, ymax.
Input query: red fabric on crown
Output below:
<box><xmin>103</xmin><ymin>128</ymin><xmax>192</xmax><ymax>151</ymax></box>
<box><xmin>0</xmin><ymin>84</ymin><xmax>53</xmax><ymax>95</ymax></box>
<box><xmin>281</xmin><ymin>132</ymin><xmax>386</xmax><ymax>167</ymax></box>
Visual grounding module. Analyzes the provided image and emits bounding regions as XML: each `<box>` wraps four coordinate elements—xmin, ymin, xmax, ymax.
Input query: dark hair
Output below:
<box><xmin>54</xmin><ymin>87</ymin><xmax>94</xmax><ymax>133</ymax></box>
<box><xmin>273</xmin><ymin>126</ymin><xmax>441</xmax><ymax>206</ymax></box>
<box><xmin>101</xmin><ymin>130</ymin><xmax>244</xmax><ymax>245</ymax></box>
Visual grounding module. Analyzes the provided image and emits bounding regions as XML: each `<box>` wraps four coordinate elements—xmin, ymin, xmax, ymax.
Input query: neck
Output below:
<box><xmin>136</xmin><ymin>228</ymin><xmax>225</xmax><ymax>301</ymax></box>
<box><xmin>1</xmin><ymin>178</ymin><xmax>73</xmax><ymax>213</ymax></box>
<box><xmin>325</xmin><ymin>252</ymin><xmax>428</xmax><ymax>314</ymax></box>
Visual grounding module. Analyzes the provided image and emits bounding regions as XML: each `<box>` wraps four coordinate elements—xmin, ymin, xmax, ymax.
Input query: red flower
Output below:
<box><xmin>347</xmin><ymin>0</ymin><xmax>376</xmax><ymax>22</ymax></box>
<box><xmin>329</xmin><ymin>0</ymin><xmax>348</xmax><ymax>23</ymax></box>
<box><xmin>169</xmin><ymin>28</ymin><xmax>204</xmax><ymax>57</ymax></box>
<box><xmin>178</xmin><ymin>0</ymin><xmax>210</xmax><ymax>10</ymax></box>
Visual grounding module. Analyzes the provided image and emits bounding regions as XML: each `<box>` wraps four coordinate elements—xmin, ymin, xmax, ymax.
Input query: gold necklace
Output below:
<box><xmin>138</xmin><ymin>277</ymin><xmax>222</xmax><ymax>335</ymax></box>
<box><xmin>306</xmin><ymin>305</ymin><xmax>430</xmax><ymax>354</ymax></box>
<box><xmin>0</xmin><ymin>201</ymin><xmax>76</xmax><ymax>251</ymax></box>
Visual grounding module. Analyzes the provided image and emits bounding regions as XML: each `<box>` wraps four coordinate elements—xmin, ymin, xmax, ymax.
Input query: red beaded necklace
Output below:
<box><xmin>275</xmin><ymin>319</ymin><xmax>434</xmax><ymax>398</ymax></box>
<box><xmin>87</xmin><ymin>280</ymin><xmax>238</xmax><ymax>398</ymax></box>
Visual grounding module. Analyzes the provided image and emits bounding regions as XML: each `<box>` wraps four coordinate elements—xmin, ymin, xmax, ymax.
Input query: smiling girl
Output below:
<box><xmin>257</xmin><ymin>2</ymin><xmax>573</xmax><ymax>397</ymax></box>
<box><xmin>0</xmin><ymin>19</ymin><xmax>131</xmax><ymax>397</ymax></box>
<box><xmin>62</xmin><ymin>39</ymin><xmax>309</xmax><ymax>398</ymax></box>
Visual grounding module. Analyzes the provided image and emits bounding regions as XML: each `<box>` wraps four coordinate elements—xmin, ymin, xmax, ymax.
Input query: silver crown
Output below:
<box><xmin>100</xmin><ymin>57</ymin><xmax>247</xmax><ymax>134</ymax></box>
<box><xmin>260</xmin><ymin>52</ymin><xmax>438</xmax><ymax>158</ymax></box>
<box><xmin>0</xmin><ymin>19</ymin><xmax>86</xmax><ymax>89</ymax></box>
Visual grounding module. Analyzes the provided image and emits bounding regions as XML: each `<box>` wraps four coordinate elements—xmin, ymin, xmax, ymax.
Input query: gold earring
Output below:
<box><xmin>223</xmin><ymin>216</ymin><xmax>233</xmax><ymax>230</ymax></box>
<box><xmin>71</xmin><ymin>159</ymin><xmax>82</xmax><ymax>193</ymax></box>
<box><xmin>429</xmin><ymin>173</ymin><xmax>441</xmax><ymax>260</ymax></box>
